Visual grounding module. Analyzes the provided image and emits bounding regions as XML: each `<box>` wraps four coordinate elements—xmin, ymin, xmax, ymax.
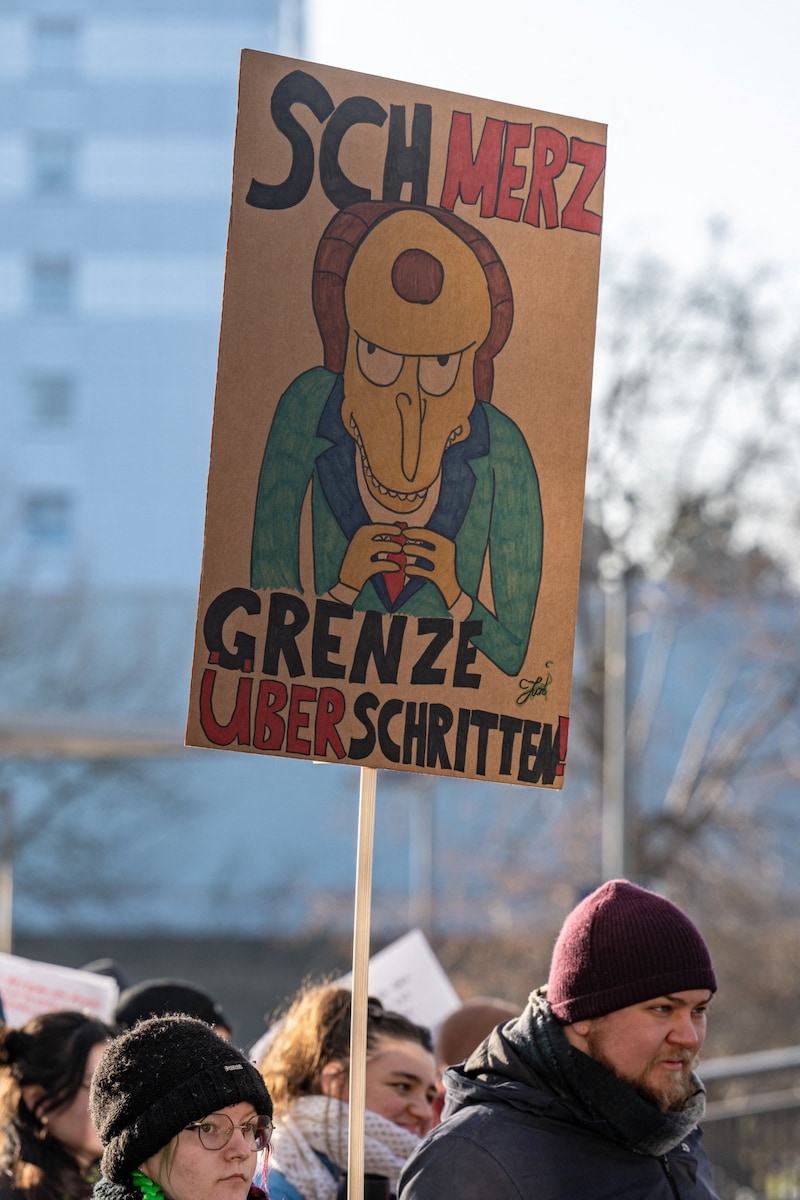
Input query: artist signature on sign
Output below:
<box><xmin>516</xmin><ymin>662</ymin><xmax>553</xmax><ymax>705</ymax></box>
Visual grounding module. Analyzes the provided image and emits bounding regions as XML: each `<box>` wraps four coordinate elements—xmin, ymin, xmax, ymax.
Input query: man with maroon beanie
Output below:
<box><xmin>399</xmin><ymin>880</ymin><xmax>719</xmax><ymax>1199</ymax></box>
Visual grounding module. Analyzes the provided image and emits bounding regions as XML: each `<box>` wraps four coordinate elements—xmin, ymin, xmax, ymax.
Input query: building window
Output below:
<box><xmin>23</xmin><ymin>492</ymin><xmax>73</xmax><ymax>547</ymax></box>
<box><xmin>27</xmin><ymin>374</ymin><xmax>74</xmax><ymax>430</ymax></box>
<box><xmin>32</xmin><ymin>133</ymin><xmax>76</xmax><ymax>194</ymax></box>
<box><xmin>33</xmin><ymin>17</ymin><xmax>79</xmax><ymax>77</ymax></box>
<box><xmin>31</xmin><ymin>258</ymin><xmax>73</xmax><ymax>312</ymax></box>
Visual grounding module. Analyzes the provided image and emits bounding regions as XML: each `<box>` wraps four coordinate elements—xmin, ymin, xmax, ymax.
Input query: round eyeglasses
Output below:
<box><xmin>184</xmin><ymin>1114</ymin><xmax>273</xmax><ymax>1152</ymax></box>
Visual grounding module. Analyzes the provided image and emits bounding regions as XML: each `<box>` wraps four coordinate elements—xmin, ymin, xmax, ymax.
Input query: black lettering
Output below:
<box><xmin>320</xmin><ymin>95</ymin><xmax>387</xmax><ymax>209</ymax></box>
<box><xmin>246</xmin><ymin>71</ymin><xmax>334</xmax><ymax>211</ymax></box>
<box><xmin>403</xmin><ymin>702</ymin><xmax>428</xmax><ymax>767</ymax></box>
<box><xmin>426</xmin><ymin>703</ymin><xmax>453</xmax><ymax>769</ymax></box>
<box><xmin>498</xmin><ymin>714</ymin><xmax>524</xmax><ymax>774</ymax></box>
<box><xmin>203</xmin><ymin>587</ymin><xmax>261</xmax><ymax>672</ymax></box>
<box><xmin>470</xmin><ymin>709</ymin><xmax>499</xmax><ymax>777</ymax></box>
<box><xmin>311</xmin><ymin>599</ymin><xmax>351</xmax><ymax>679</ymax></box>
<box><xmin>348</xmin><ymin>691</ymin><xmax>379</xmax><ymax>759</ymax></box>
<box><xmin>382</xmin><ymin>103</ymin><xmax>432</xmax><ymax>204</ymax></box>
<box><xmin>411</xmin><ymin>617</ymin><xmax>452</xmax><ymax>685</ymax></box>
<box><xmin>517</xmin><ymin>719</ymin><xmax>542</xmax><ymax>783</ymax></box>
<box><xmin>454</xmin><ymin>619</ymin><xmax>482</xmax><ymax>688</ymax></box>
<box><xmin>377</xmin><ymin>698</ymin><xmax>403</xmax><ymax>762</ymax></box>
<box><xmin>349</xmin><ymin>611</ymin><xmax>406</xmax><ymax>684</ymax></box>
<box><xmin>262</xmin><ymin>591</ymin><xmax>309</xmax><ymax>678</ymax></box>
<box><xmin>454</xmin><ymin>707</ymin><xmax>471</xmax><ymax>772</ymax></box>
<box><xmin>531</xmin><ymin>721</ymin><xmax>560</xmax><ymax>785</ymax></box>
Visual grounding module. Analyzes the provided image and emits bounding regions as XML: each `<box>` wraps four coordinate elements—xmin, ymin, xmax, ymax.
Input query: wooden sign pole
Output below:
<box><xmin>347</xmin><ymin>765</ymin><xmax>378</xmax><ymax>1200</ymax></box>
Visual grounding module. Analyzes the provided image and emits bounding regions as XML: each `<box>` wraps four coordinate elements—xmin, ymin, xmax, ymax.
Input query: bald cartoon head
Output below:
<box><xmin>312</xmin><ymin>202</ymin><xmax>513</xmax><ymax>515</ymax></box>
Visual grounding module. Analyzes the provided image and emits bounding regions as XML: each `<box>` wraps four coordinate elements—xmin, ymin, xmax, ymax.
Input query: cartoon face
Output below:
<box><xmin>342</xmin><ymin>210</ymin><xmax>493</xmax><ymax>515</ymax></box>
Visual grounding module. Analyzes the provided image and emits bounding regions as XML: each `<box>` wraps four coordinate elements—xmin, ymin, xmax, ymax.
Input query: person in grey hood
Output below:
<box><xmin>399</xmin><ymin>879</ymin><xmax>720</xmax><ymax>1200</ymax></box>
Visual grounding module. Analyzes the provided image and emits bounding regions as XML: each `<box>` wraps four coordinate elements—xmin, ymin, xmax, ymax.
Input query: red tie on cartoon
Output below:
<box><xmin>383</xmin><ymin>522</ymin><xmax>408</xmax><ymax>604</ymax></box>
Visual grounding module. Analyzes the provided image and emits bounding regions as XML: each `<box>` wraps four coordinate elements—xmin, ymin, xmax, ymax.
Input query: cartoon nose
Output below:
<box><xmin>396</xmin><ymin>391</ymin><xmax>426</xmax><ymax>481</ymax></box>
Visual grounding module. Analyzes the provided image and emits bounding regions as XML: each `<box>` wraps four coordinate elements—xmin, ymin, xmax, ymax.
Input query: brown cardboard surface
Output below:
<box><xmin>186</xmin><ymin>51</ymin><xmax>606</xmax><ymax>788</ymax></box>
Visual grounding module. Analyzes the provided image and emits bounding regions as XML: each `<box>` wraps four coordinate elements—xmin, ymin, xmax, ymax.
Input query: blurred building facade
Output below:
<box><xmin>2</xmin><ymin>0</ymin><xmax>303</xmax><ymax>593</ymax></box>
<box><xmin>3</xmin><ymin>4</ymin><xmax>798</xmax><ymax>952</ymax></box>
<box><xmin>0</xmin><ymin>1</ymin><xmax>328</xmax><ymax>937</ymax></box>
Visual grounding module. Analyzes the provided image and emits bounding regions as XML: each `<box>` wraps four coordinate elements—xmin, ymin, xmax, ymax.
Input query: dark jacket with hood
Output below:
<box><xmin>398</xmin><ymin>990</ymin><xmax>719</xmax><ymax>1200</ymax></box>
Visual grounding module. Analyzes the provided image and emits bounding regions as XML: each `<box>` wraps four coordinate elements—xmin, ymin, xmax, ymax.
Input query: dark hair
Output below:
<box><xmin>259</xmin><ymin>984</ymin><xmax>432</xmax><ymax>1117</ymax></box>
<box><xmin>114</xmin><ymin>978</ymin><xmax>231</xmax><ymax>1034</ymax></box>
<box><xmin>0</xmin><ymin>1011</ymin><xmax>111</xmax><ymax>1200</ymax></box>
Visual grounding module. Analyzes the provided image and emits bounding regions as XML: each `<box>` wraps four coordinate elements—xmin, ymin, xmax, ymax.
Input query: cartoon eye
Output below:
<box><xmin>356</xmin><ymin>337</ymin><xmax>404</xmax><ymax>386</ymax></box>
<box><xmin>418</xmin><ymin>352</ymin><xmax>462</xmax><ymax>397</ymax></box>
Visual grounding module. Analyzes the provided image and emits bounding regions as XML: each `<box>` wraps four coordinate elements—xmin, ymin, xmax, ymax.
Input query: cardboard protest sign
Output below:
<box><xmin>186</xmin><ymin>51</ymin><xmax>606</xmax><ymax>788</ymax></box>
<box><xmin>0</xmin><ymin>951</ymin><xmax>118</xmax><ymax>1026</ymax></box>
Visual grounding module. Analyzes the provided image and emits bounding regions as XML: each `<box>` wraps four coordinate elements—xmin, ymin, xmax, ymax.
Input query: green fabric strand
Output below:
<box><xmin>132</xmin><ymin>1170</ymin><xmax>166</xmax><ymax>1200</ymax></box>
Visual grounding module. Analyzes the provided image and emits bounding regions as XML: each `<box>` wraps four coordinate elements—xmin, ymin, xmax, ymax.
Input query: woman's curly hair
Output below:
<box><xmin>258</xmin><ymin>984</ymin><xmax>432</xmax><ymax>1117</ymax></box>
<box><xmin>0</xmin><ymin>1011</ymin><xmax>111</xmax><ymax>1200</ymax></box>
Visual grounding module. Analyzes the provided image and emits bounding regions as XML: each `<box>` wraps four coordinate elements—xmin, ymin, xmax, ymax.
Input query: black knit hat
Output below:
<box><xmin>548</xmin><ymin>879</ymin><xmax>717</xmax><ymax>1023</ymax></box>
<box><xmin>114</xmin><ymin>979</ymin><xmax>232</xmax><ymax>1034</ymax></box>
<box><xmin>90</xmin><ymin>1015</ymin><xmax>272</xmax><ymax>1182</ymax></box>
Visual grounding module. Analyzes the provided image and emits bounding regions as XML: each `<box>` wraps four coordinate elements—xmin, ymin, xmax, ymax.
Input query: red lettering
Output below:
<box><xmin>253</xmin><ymin>679</ymin><xmax>288</xmax><ymax>750</ymax></box>
<box><xmin>199</xmin><ymin>668</ymin><xmax>252</xmax><ymax>746</ymax></box>
<box><xmin>523</xmin><ymin>126</ymin><xmax>568</xmax><ymax>229</ymax></box>
<box><xmin>315</xmin><ymin>687</ymin><xmax>347</xmax><ymax>759</ymax></box>
<box><xmin>562</xmin><ymin>138</ymin><xmax>605</xmax><ymax>235</ymax></box>
<box><xmin>287</xmin><ymin>684</ymin><xmax>317</xmax><ymax>754</ymax></box>
<box><xmin>440</xmin><ymin>111</ymin><xmax>502</xmax><ymax>216</ymax></box>
<box><xmin>496</xmin><ymin>122</ymin><xmax>531</xmax><ymax>222</ymax></box>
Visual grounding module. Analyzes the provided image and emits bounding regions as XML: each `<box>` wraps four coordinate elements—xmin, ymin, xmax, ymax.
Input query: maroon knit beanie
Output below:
<box><xmin>547</xmin><ymin>879</ymin><xmax>716</xmax><ymax>1023</ymax></box>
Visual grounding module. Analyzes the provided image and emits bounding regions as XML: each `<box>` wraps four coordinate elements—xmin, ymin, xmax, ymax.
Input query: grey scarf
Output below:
<box><xmin>466</xmin><ymin>987</ymin><xmax>706</xmax><ymax>1157</ymax></box>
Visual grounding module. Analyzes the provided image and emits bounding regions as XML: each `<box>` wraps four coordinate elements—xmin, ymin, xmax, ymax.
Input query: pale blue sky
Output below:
<box><xmin>309</xmin><ymin>0</ymin><xmax>800</xmax><ymax>277</ymax></box>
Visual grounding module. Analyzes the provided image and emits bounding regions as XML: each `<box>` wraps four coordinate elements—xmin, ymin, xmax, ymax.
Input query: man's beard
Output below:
<box><xmin>585</xmin><ymin>1030</ymin><xmax>698</xmax><ymax>1114</ymax></box>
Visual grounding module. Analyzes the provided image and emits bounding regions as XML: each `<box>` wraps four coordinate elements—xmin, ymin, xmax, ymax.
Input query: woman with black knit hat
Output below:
<box><xmin>89</xmin><ymin>1015</ymin><xmax>274</xmax><ymax>1200</ymax></box>
<box><xmin>0</xmin><ymin>1010</ymin><xmax>112</xmax><ymax>1200</ymax></box>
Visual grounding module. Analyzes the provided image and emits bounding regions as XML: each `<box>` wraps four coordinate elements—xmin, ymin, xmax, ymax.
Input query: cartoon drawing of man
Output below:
<box><xmin>251</xmin><ymin>201</ymin><xmax>543</xmax><ymax>676</ymax></box>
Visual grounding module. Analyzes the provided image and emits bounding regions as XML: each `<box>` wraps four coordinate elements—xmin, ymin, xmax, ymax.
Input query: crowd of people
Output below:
<box><xmin>0</xmin><ymin>880</ymin><xmax>721</xmax><ymax>1200</ymax></box>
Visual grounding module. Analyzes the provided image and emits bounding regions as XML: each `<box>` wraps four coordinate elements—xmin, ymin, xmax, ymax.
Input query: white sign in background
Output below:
<box><xmin>248</xmin><ymin>929</ymin><xmax>460</xmax><ymax>1062</ymax></box>
<box><xmin>337</xmin><ymin>928</ymin><xmax>460</xmax><ymax>1033</ymax></box>
<box><xmin>0</xmin><ymin>951</ymin><xmax>119</xmax><ymax>1027</ymax></box>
